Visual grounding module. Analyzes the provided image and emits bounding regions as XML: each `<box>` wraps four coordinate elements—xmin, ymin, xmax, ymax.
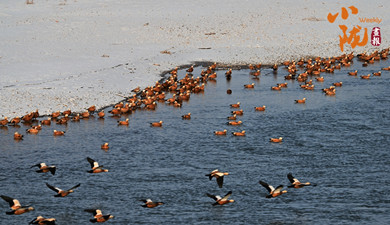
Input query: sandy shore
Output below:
<box><xmin>0</xmin><ymin>0</ymin><xmax>388</xmax><ymax>118</ymax></box>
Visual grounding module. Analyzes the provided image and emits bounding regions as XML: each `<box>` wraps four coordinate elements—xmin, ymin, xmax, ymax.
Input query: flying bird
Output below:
<box><xmin>45</xmin><ymin>183</ymin><xmax>81</xmax><ymax>197</ymax></box>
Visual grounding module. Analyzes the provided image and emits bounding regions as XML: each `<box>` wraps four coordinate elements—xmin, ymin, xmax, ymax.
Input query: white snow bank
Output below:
<box><xmin>0</xmin><ymin>0</ymin><xmax>388</xmax><ymax>118</ymax></box>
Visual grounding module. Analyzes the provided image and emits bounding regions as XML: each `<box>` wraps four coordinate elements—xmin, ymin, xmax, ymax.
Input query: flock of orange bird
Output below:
<box><xmin>1</xmin><ymin>48</ymin><xmax>390</xmax><ymax>223</ymax></box>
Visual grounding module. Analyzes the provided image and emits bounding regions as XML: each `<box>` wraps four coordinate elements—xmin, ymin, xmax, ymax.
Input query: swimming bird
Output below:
<box><xmin>333</xmin><ymin>82</ymin><xmax>343</xmax><ymax>87</ymax></box>
<box><xmin>29</xmin><ymin>216</ymin><xmax>56</xmax><ymax>225</ymax></box>
<box><xmin>360</xmin><ymin>74</ymin><xmax>371</xmax><ymax>79</ymax></box>
<box><xmin>31</xmin><ymin>163</ymin><xmax>56</xmax><ymax>175</ymax></box>
<box><xmin>244</xmin><ymin>83</ymin><xmax>255</xmax><ymax>88</ymax></box>
<box><xmin>231</xmin><ymin>109</ymin><xmax>243</xmax><ymax>115</ymax></box>
<box><xmin>26</xmin><ymin>128</ymin><xmax>39</xmax><ymax>134</ymax></box>
<box><xmin>232</xmin><ymin>130</ymin><xmax>246</xmax><ymax>136</ymax></box>
<box><xmin>227</xmin><ymin>121</ymin><xmax>242</xmax><ymax>126</ymax></box>
<box><xmin>295</xmin><ymin>98</ymin><xmax>306</xmax><ymax>103</ymax></box>
<box><xmin>1</xmin><ymin>195</ymin><xmax>34</xmax><ymax>215</ymax></box>
<box><xmin>258</xmin><ymin>181</ymin><xmax>287</xmax><ymax>198</ymax></box>
<box><xmin>373</xmin><ymin>71</ymin><xmax>381</xmax><ymax>76</ymax></box>
<box><xmin>287</xmin><ymin>173</ymin><xmax>312</xmax><ymax>188</ymax></box>
<box><xmin>45</xmin><ymin>183</ymin><xmax>81</xmax><ymax>197</ymax></box>
<box><xmin>140</xmin><ymin>199</ymin><xmax>164</xmax><ymax>208</ymax></box>
<box><xmin>254</xmin><ymin>106</ymin><xmax>266</xmax><ymax>111</ymax></box>
<box><xmin>14</xmin><ymin>132</ymin><xmax>23</xmax><ymax>140</ymax></box>
<box><xmin>227</xmin><ymin>114</ymin><xmax>237</xmax><ymax>120</ymax></box>
<box><xmin>117</xmin><ymin>118</ymin><xmax>129</xmax><ymax>126</ymax></box>
<box><xmin>84</xmin><ymin>209</ymin><xmax>114</xmax><ymax>223</ymax></box>
<box><xmin>87</xmin><ymin>157</ymin><xmax>108</xmax><ymax>173</ymax></box>
<box><xmin>214</xmin><ymin>130</ymin><xmax>227</xmax><ymax>135</ymax></box>
<box><xmin>230</xmin><ymin>102</ymin><xmax>240</xmax><ymax>108</ymax></box>
<box><xmin>150</xmin><ymin>121</ymin><xmax>163</xmax><ymax>127</ymax></box>
<box><xmin>348</xmin><ymin>70</ymin><xmax>358</xmax><ymax>76</ymax></box>
<box><xmin>270</xmin><ymin>137</ymin><xmax>283</xmax><ymax>143</ymax></box>
<box><xmin>101</xmin><ymin>143</ymin><xmax>109</xmax><ymax>150</ymax></box>
<box><xmin>206</xmin><ymin>169</ymin><xmax>229</xmax><ymax>188</ymax></box>
<box><xmin>182</xmin><ymin>113</ymin><xmax>191</xmax><ymax>120</ymax></box>
<box><xmin>53</xmin><ymin>130</ymin><xmax>65</xmax><ymax>136</ymax></box>
<box><xmin>206</xmin><ymin>191</ymin><xmax>234</xmax><ymax>206</ymax></box>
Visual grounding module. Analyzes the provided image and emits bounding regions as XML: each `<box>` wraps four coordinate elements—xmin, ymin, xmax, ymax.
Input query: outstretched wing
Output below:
<box><xmin>221</xmin><ymin>191</ymin><xmax>232</xmax><ymax>201</ymax></box>
<box><xmin>273</xmin><ymin>185</ymin><xmax>284</xmax><ymax>194</ymax></box>
<box><xmin>259</xmin><ymin>180</ymin><xmax>273</xmax><ymax>193</ymax></box>
<box><xmin>216</xmin><ymin>176</ymin><xmax>224</xmax><ymax>188</ymax></box>
<box><xmin>68</xmin><ymin>183</ymin><xmax>81</xmax><ymax>191</ymax></box>
<box><xmin>87</xmin><ymin>157</ymin><xmax>99</xmax><ymax>168</ymax></box>
<box><xmin>46</xmin><ymin>183</ymin><xmax>62</xmax><ymax>193</ymax></box>
<box><xmin>206</xmin><ymin>193</ymin><xmax>220</xmax><ymax>201</ymax></box>
<box><xmin>0</xmin><ymin>195</ymin><xmax>20</xmax><ymax>208</ymax></box>
<box><xmin>287</xmin><ymin>173</ymin><xmax>299</xmax><ymax>184</ymax></box>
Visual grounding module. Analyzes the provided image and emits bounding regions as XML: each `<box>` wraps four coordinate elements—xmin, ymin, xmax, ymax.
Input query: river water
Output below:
<box><xmin>0</xmin><ymin>56</ymin><xmax>389</xmax><ymax>224</ymax></box>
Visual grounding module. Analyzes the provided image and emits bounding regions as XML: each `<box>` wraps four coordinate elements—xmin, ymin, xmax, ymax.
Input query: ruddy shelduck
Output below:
<box><xmin>29</xmin><ymin>216</ymin><xmax>56</xmax><ymax>225</ymax></box>
<box><xmin>270</xmin><ymin>137</ymin><xmax>283</xmax><ymax>143</ymax></box>
<box><xmin>45</xmin><ymin>183</ymin><xmax>81</xmax><ymax>197</ymax></box>
<box><xmin>14</xmin><ymin>132</ymin><xmax>23</xmax><ymax>140</ymax></box>
<box><xmin>101</xmin><ymin>143</ymin><xmax>109</xmax><ymax>150</ymax></box>
<box><xmin>287</xmin><ymin>173</ymin><xmax>313</xmax><ymax>188</ymax></box>
<box><xmin>244</xmin><ymin>83</ymin><xmax>255</xmax><ymax>88</ymax></box>
<box><xmin>230</xmin><ymin>102</ymin><xmax>240</xmax><ymax>108</ymax></box>
<box><xmin>206</xmin><ymin>169</ymin><xmax>229</xmax><ymax>188</ymax></box>
<box><xmin>182</xmin><ymin>113</ymin><xmax>191</xmax><ymax>120</ymax></box>
<box><xmin>87</xmin><ymin>157</ymin><xmax>108</xmax><ymax>173</ymax></box>
<box><xmin>214</xmin><ymin>130</ymin><xmax>227</xmax><ymax>135</ymax></box>
<box><xmin>31</xmin><ymin>163</ymin><xmax>56</xmax><ymax>175</ymax></box>
<box><xmin>232</xmin><ymin>130</ymin><xmax>246</xmax><ymax>136</ymax></box>
<box><xmin>117</xmin><ymin>118</ymin><xmax>129</xmax><ymax>126</ymax></box>
<box><xmin>84</xmin><ymin>209</ymin><xmax>114</xmax><ymax>223</ymax></box>
<box><xmin>1</xmin><ymin>195</ymin><xmax>34</xmax><ymax>215</ymax></box>
<box><xmin>259</xmin><ymin>181</ymin><xmax>287</xmax><ymax>198</ymax></box>
<box><xmin>254</xmin><ymin>106</ymin><xmax>266</xmax><ymax>111</ymax></box>
<box><xmin>206</xmin><ymin>191</ymin><xmax>234</xmax><ymax>206</ymax></box>
<box><xmin>151</xmin><ymin>121</ymin><xmax>163</xmax><ymax>127</ymax></box>
<box><xmin>140</xmin><ymin>199</ymin><xmax>164</xmax><ymax>208</ymax></box>
<box><xmin>295</xmin><ymin>98</ymin><xmax>306</xmax><ymax>104</ymax></box>
<box><xmin>53</xmin><ymin>130</ymin><xmax>65</xmax><ymax>136</ymax></box>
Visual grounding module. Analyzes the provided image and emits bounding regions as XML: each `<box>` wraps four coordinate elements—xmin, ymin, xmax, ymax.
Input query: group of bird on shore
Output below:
<box><xmin>1</xmin><ymin>48</ymin><xmax>390</xmax><ymax>224</ymax></box>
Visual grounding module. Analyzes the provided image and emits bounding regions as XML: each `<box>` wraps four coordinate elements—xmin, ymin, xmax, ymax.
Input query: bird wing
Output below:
<box><xmin>287</xmin><ymin>173</ymin><xmax>299</xmax><ymax>184</ymax></box>
<box><xmin>221</xmin><ymin>191</ymin><xmax>232</xmax><ymax>201</ymax></box>
<box><xmin>216</xmin><ymin>176</ymin><xmax>224</xmax><ymax>188</ymax></box>
<box><xmin>139</xmin><ymin>199</ymin><xmax>152</xmax><ymax>203</ymax></box>
<box><xmin>206</xmin><ymin>193</ymin><xmax>220</xmax><ymax>201</ymax></box>
<box><xmin>30</xmin><ymin>163</ymin><xmax>41</xmax><ymax>168</ymax></box>
<box><xmin>259</xmin><ymin>181</ymin><xmax>273</xmax><ymax>193</ymax></box>
<box><xmin>46</xmin><ymin>183</ymin><xmax>62</xmax><ymax>193</ymax></box>
<box><xmin>1</xmin><ymin>195</ymin><xmax>20</xmax><ymax>208</ymax></box>
<box><xmin>273</xmin><ymin>185</ymin><xmax>284</xmax><ymax>194</ymax></box>
<box><xmin>68</xmin><ymin>183</ymin><xmax>81</xmax><ymax>191</ymax></box>
<box><xmin>87</xmin><ymin>157</ymin><xmax>99</xmax><ymax>168</ymax></box>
